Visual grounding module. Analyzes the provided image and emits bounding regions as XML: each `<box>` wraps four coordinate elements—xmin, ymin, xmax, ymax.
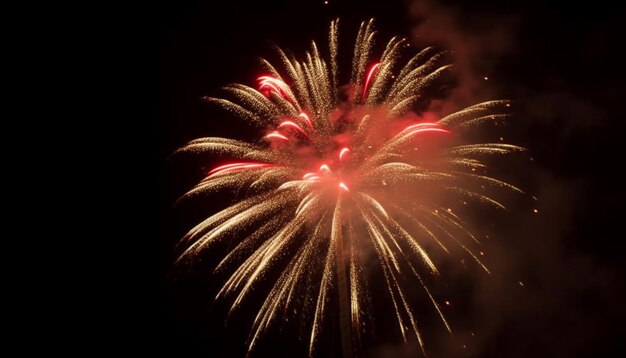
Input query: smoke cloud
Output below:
<box><xmin>358</xmin><ymin>1</ymin><xmax>626</xmax><ymax>357</ymax></box>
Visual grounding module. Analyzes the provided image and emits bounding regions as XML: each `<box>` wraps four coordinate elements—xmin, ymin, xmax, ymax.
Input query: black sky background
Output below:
<box><xmin>160</xmin><ymin>1</ymin><xmax>626</xmax><ymax>356</ymax></box>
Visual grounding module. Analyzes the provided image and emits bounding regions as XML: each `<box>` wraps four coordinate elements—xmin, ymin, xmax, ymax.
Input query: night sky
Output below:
<box><xmin>160</xmin><ymin>1</ymin><xmax>626</xmax><ymax>356</ymax></box>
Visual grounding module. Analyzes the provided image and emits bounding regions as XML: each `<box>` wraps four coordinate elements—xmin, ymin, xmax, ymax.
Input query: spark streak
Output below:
<box><xmin>264</xmin><ymin>131</ymin><xmax>289</xmax><ymax>141</ymax></box>
<box><xmin>278</xmin><ymin>120</ymin><xmax>310</xmax><ymax>138</ymax></box>
<box><xmin>339</xmin><ymin>147</ymin><xmax>350</xmax><ymax>161</ymax></box>
<box><xmin>208</xmin><ymin>162</ymin><xmax>273</xmax><ymax>177</ymax></box>
<box><xmin>299</xmin><ymin>112</ymin><xmax>314</xmax><ymax>129</ymax></box>
<box><xmin>362</xmin><ymin>62</ymin><xmax>380</xmax><ymax>101</ymax></box>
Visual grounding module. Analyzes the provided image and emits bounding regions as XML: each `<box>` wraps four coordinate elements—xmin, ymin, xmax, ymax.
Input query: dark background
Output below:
<box><xmin>160</xmin><ymin>0</ymin><xmax>626</xmax><ymax>356</ymax></box>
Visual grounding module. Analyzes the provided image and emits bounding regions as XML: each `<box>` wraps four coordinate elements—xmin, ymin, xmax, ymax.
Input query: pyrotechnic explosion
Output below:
<box><xmin>175</xmin><ymin>19</ymin><xmax>525</xmax><ymax>356</ymax></box>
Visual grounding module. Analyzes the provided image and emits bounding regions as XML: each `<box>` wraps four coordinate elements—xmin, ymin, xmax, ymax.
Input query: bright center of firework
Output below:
<box><xmin>256</xmin><ymin>73</ymin><xmax>454</xmax><ymax>195</ymax></box>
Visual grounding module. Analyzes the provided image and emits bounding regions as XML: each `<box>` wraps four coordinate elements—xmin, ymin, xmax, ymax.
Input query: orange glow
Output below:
<box><xmin>362</xmin><ymin>62</ymin><xmax>380</xmax><ymax>101</ymax></box>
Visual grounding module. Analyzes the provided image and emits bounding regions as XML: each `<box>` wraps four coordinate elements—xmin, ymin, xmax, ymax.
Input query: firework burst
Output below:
<box><xmin>175</xmin><ymin>19</ymin><xmax>525</xmax><ymax>356</ymax></box>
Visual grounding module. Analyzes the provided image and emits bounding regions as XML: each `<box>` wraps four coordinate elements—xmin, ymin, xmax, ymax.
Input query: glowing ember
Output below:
<box><xmin>264</xmin><ymin>131</ymin><xmax>289</xmax><ymax>141</ymax></box>
<box><xmin>319</xmin><ymin>164</ymin><xmax>331</xmax><ymax>173</ymax></box>
<box><xmin>278</xmin><ymin>120</ymin><xmax>309</xmax><ymax>138</ymax></box>
<box><xmin>298</xmin><ymin>112</ymin><xmax>314</xmax><ymax>128</ymax></box>
<box><xmin>339</xmin><ymin>147</ymin><xmax>350</xmax><ymax>161</ymax></box>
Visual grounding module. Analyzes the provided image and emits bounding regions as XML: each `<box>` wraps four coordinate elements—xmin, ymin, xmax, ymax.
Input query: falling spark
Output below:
<box><xmin>175</xmin><ymin>18</ymin><xmax>526</xmax><ymax>356</ymax></box>
<box><xmin>208</xmin><ymin>162</ymin><xmax>273</xmax><ymax>177</ymax></box>
<box><xmin>298</xmin><ymin>112</ymin><xmax>314</xmax><ymax>128</ymax></box>
<box><xmin>264</xmin><ymin>131</ymin><xmax>289</xmax><ymax>141</ymax></box>
<box><xmin>258</xmin><ymin>76</ymin><xmax>294</xmax><ymax>102</ymax></box>
<box><xmin>339</xmin><ymin>147</ymin><xmax>350</xmax><ymax>161</ymax></box>
<box><xmin>279</xmin><ymin>120</ymin><xmax>310</xmax><ymax>138</ymax></box>
<box><xmin>362</xmin><ymin>62</ymin><xmax>380</xmax><ymax>101</ymax></box>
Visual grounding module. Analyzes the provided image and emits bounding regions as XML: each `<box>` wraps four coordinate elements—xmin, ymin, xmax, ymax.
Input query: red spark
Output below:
<box><xmin>264</xmin><ymin>131</ymin><xmax>289</xmax><ymax>141</ymax></box>
<box><xmin>208</xmin><ymin>162</ymin><xmax>272</xmax><ymax>177</ymax></box>
<box><xmin>278</xmin><ymin>120</ymin><xmax>309</xmax><ymax>138</ymax></box>
<box><xmin>409</xmin><ymin>128</ymin><xmax>450</xmax><ymax>135</ymax></box>
<box><xmin>298</xmin><ymin>112</ymin><xmax>314</xmax><ymax>129</ymax></box>
<box><xmin>362</xmin><ymin>62</ymin><xmax>381</xmax><ymax>101</ymax></box>
<box><xmin>399</xmin><ymin>122</ymin><xmax>451</xmax><ymax>137</ymax></box>
<box><xmin>339</xmin><ymin>147</ymin><xmax>350</xmax><ymax>161</ymax></box>
<box><xmin>258</xmin><ymin>76</ymin><xmax>293</xmax><ymax>102</ymax></box>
